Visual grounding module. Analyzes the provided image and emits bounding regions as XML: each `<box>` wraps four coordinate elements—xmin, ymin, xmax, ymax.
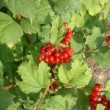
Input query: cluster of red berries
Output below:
<box><xmin>61</xmin><ymin>28</ymin><xmax>73</xmax><ymax>45</ymax></box>
<box><xmin>105</xmin><ymin>36</ymin><xmax>110</xmax><ymax>45</ymax></box>
<box><xmin>37</xmin><ymin>42</ymin><xmax>73</xmax><ymax>65</ymax></box>
<box><xmin>89</xmin><ymin>83</ymin><xmax>110</xmax><ymax>110</ymax></box>
<box><xmin>37</xmin><ymin>22</ymin><xmax>73</xmax><ymax>65</ymax></box>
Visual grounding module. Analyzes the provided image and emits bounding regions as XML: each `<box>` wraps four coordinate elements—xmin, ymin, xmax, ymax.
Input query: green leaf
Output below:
<box><xmin>0</xmin><ymin>12</ymin><xmax>23</xmax><ymax>45</ymax></box>
<box><xmin>38</xmin><ymin>25</ymin><xmax>51</xmax><ymax>43</ymax></box>
<box><xmin>105</xmin><ymin>80</ymin><xmax>110</xmax><ymax>100</ymax></box>
<box><xmin>0</xmin><ymin>88</ymin><xmax>14</xmax><ymax>110</ymax></box>
<box><xmin>77</xmin><ymin>89</ymin><xmax>89</xmax><ymax>105</ymax></box>
<box><xmin>96</xmin><ymin>104</ymin><xmax>105</xmax><ymax>110</ymax></box>
<box><xmin>41</xmin><ymin>95</ymin><xmax>77</xmax><ymax>110</ymax></box>
<box><xmin>69</xmin><ymin>13</ymin><xmax>85</xmax><ymax>29</ymax></box>
<box><xmin>0</xmin><ymin>44</ymin><xmax>14</xmax><ymax>63</ymax></box>
<box><xmin>0</xmin><ymin>0</ymin><xmax>6</xmax><ymax>8</ymax></box>
<box><xmin>82</xmin><ymin>0</ymin><xmax>101</xmax><ymax>16</ymax></box>
<box><xmin>93</xmin><ymin>46</ymin><xmax>110</xmax><ymax>68</ymax></box>
<box><xmin>70</xmin><ymin>60</ymin><xmax>92</xmax><ymax>88</ymax></box>
<box><xmin>58</xmin><ymin>64</ymin><xmax>74</xmax><ymax>83</ymax></box>
<box><xmin>100</xmin><ymin>3</ymin><xmax>110</xmax><ymax>19</ymax></box>
<box><xmin>21</xmin><ymin>18</ymin><xmax>40</xmax><ymax>34</ymax></box>
<box><xmin>20</xmin><ymin>0</ymin><xmax>53</xmax><ymax>34</ymax></box>
<box><xmin>75</xmin><ymin>89</ymin><xmax>89</xmax><ymax>110</ymax></box>
<box><xmin>5</xmin><ymin>0</ymin><xmax>36</xmax><ymax>20</ymax></box>
<box><xmin>0</xmin><ymin>44</ymin><xmax>14</xmax><ymax>73</ymax></box>
<box><xmin>58</xmin><ymin>59</ymin><xmax>92</xmax><ymax>88</ymax></box>
<box><xmin>86</xmin><ymin>27</ymin><xmax>104</xmax><ymax>49</ymax></box>
<box><xmin>50</xmin><ymin>16</ymin><xmax>61</xmax><ymax>44</ymax></box>
<box><xmin>39</xmin><ymin>16</ymin><xmax>61</xmax><ymax>44</ymax></box>
<box><xmin>54</xmin><ymin>0</ymin><xmax>81</xmax><ymax>15</ymax></box>
<box><xmin>7</xmin><ymin>102</ymin><xmax>20</xmax><ymax>110</ymax></box>
<box><xmin>17</xmin><ymin>61</ymin><xmax>50</xmax><ymax>94</ymax></box>
<box><xmin>105</xmin><ymin>91</ymin><xmax>110</xmax><ymax>100</ymax></box>
<box><xmin>70</xmin><ymin>33</ymin><xmax>84</xmax><ymax>53</ymax></box>
<box><xmin>35</xmin><ymin>0</ymin><xmax>53</xmax><ymax>24</ymax></box>
<box><xmin>99</xmin><ymin>0</ymin><xmax>108</xmax><ymax>6</ymax></box>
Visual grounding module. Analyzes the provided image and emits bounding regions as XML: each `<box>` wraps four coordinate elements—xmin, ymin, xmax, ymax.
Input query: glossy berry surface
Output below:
<box><xmin>37</xmin><ymin>42</ymin><xmax>73</xmax><ymax>65</ymax></box>
<box><xmin>105</xmin><ymin>36</ymin><xmax>110</xmax><ymax>45</ymax></box>
<box><xmin>61</xmin><ymin>27</ymin><xmax>73</xmax><ymax>45</ymax></box>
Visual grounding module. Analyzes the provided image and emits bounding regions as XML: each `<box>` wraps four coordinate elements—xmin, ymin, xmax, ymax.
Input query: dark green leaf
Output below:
<box><xmin>0</xmin><ymin>88</ymin><xmax>14</xmax><ymax>110</ymax></box>
<box><xmin>93</xmin><ymin>46</ymin><xmax>110</xmax><ymax>68</ymax></box>
<box><xmin>70</xmin><ymin>33</ymin><xmax>84</xmax><ymax>53</ymax></box>
<box><xmin>86</xmin><ymin>27</ymin><xmax>104</xmax><ymax>49</ymax></box>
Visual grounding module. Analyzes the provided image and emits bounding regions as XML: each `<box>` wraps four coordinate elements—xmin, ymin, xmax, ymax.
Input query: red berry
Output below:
<box><xmin>105</xmin><ymin>36</ymin><xmax>110</xmax><ymax>45</ymax></box>
<box><xmin>54</xmin><ymin>52</ymin><xmax>60</xmax><ymax>58</ymax></box>
<box><xmin>61</xmin><ymin>38</ymin><xmax>69</xmax><ymax>45</ymax></box>
<box><xmin>44</xmin><ymin>57</ymin><xmax>49</xmax><ymax>63</ymax></box>
<box><xmin>49</xmin><ymin>56</ymin><xmax>54</xmax><ymax>63</ymax></box>
<box><xmin>62</xmin><ymin>53</ymin><xmax>68</xmax><ymax>59</ymax></box>
<box><xmin>55</xmin><ymin>57</ymin><xmax>60</xmax><ymax>64</ymax></box>
<box><xmin>63</xmin><ymin>22</ymin><xmax>68</xmax><ymax>26</ymax></box>
<box><xmin>37</xmin><ymin>56</ymin><xmax>42</xmax><ymax>61</ymax></box>
<box><xmin>106</xmin><ymin>101</ymin><xmax>110</xmax><ymax>110</ymax></box>
<box><xmin>89</xmin><ymin>94</ymin><xmax>98</xmax><ymax>102</ymax></box>
<box><xmin>59</xmin><ymin>55</ymin><xmax>64</xmax><ymax>60</ymax></box>
<box><xmin>66</xmin><ymin>28</ymin><xmax>72</xmax><ymax>33</ymax></box>
<box><xmin>47</xmin><ymin>51</ymin><xmax>52</xmax><ymax>56</ymax></box>
<box><xmin>40</xmin><ymin>48</ymin><xmax>45</xmax><ymax>53</ymax></box>
<box><xmin>66</xmin><ymin>32</ymin><xmax>73</xmax><ymax>38</ymax></box>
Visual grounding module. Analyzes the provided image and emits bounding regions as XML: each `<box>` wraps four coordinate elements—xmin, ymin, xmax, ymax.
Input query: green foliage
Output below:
<box><xmin>58</xmin><ymin>59</ymin><xmax>92</xmax><ymax>88</ymax></box>
<box><xmin>7</xmin><ymin>102</ymin><xmax>20</xmax><ymax>110</ymax></box>
<box><xmin>41</xmin><ymin>95</ymin><xmax>77</xmax><ymax>110</ymax></box>
<box><xmin>0</xmin><ymin>88</ymin><xmax>14</xmax><ymax>110</ymax></box>
<box><xmin>0</xmin><ymin>12</ymin><xmax>23</xmax><ymax>45</ymax></box>
<box><xmin>0</xmin><ymin>0</ymin><xmax>110</xmax><ymax>109</ymax></box>
<box><xmin>17</xmin><ymin>61</ymin><xmax>50</xmax><ymax>94</ymax></box>
<box><xmin>105</xmin><ymin>80</ymin><xmax>110</xmax><ymax>100</ymax></box>
<box><xmin>54</xmin><ymin>0</ymin><xmax>81</xmax><ymax>14</ymax></box>
<box><xmin>93</xmin><ymin>46</ymin><xmax>110</xmax><ymax>68</ymax></box>
<box><xmin>86</xmin><ymin>27</ymin><xmax>104</xmax><ymax>49</ymax></box>
<box><xmin>96</xmin><ymin>104</ymin><xmax>106</xmax><ymax>110</ymax></box>
<box><xmin>5</xmin><ymin>0</ymin><xmax>37</xmax><ymax>20</ymax></box>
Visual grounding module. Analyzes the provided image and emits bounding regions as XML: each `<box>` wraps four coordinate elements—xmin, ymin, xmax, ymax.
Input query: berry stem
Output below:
<box><xmin>80</xmin><ymin>87</ymin><xmax>91</xmax><ymax>94</ymax></box>
<box><xmin>36</xmin><ymin>85</ymin><xmax>50</xmax><ymax>110</ymax></box>
<box><xmin>26</xmin><ymin>34</ymin><xmax>31</xmax><ymax>44</ymax></box>
<box><xmin>74</xmin><ymin>48</ymin><xmax>97</xmax><ymax>55</ymax></box>
<box><xmin>3</xmin><ymin>82</ymin><xmax>16</xmax><ymax>90</ymax></box>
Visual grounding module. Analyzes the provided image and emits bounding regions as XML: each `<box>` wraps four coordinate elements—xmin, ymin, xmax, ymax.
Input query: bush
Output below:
<box><xmin>0</xmin><ymin>0</ymin><xmax>110</xmax><ymax>110</ymax></box>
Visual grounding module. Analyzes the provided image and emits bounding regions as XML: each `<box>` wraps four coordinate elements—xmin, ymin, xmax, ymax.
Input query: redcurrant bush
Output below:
<box><xmin>0</xmin><ymin>0</ymin><xmax>110</xmax><ymax>110</ymax></box>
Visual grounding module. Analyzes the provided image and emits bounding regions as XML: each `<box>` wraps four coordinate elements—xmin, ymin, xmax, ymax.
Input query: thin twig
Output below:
<box><xmin>74</xmin><ymin>48</ymin><xmax>97</xmax><ymax>55</ymax></box>
<box><xmin>3</xmin><ymin>82</ymin><xmax>16</xmax><ymax>90</ymax></box>
<box><xmin>36</xmin><ymin>85</ymin><xmax>50</xmax><ymax>110</ymax></box>
<box><xmin>80</xmin><ymin>87</ymin><xmax>91</xmax><ymax>94</ymax></box>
